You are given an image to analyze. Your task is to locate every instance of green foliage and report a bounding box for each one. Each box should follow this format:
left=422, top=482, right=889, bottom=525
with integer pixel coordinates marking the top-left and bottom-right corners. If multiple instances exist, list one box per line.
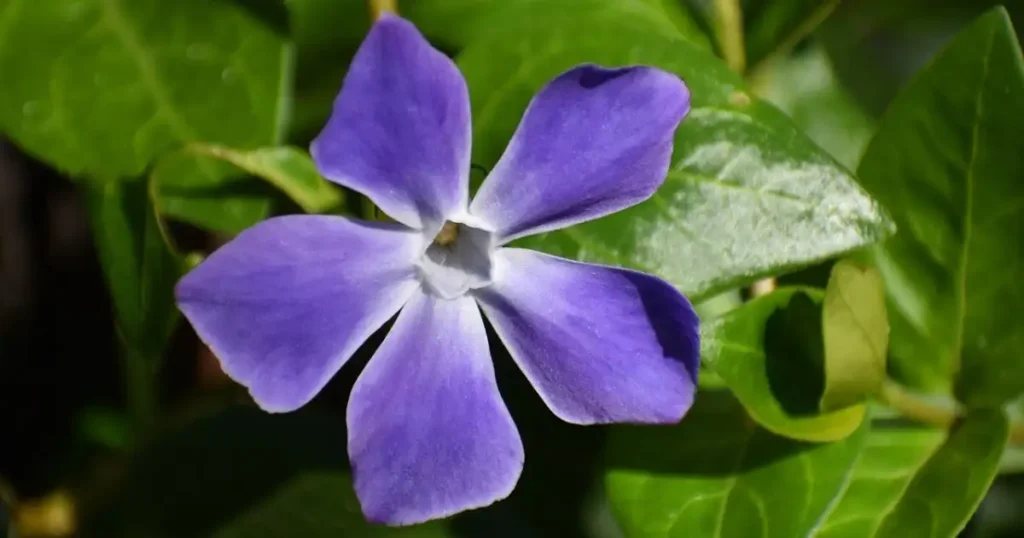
left=403, top=0, right=711, bottom=51
left=457, top=8, right=892, bottom=301
left=821, top=261, right=888, bottom=411
left=0, top=0, right=292, bottom=182
left=755, top=44, right=876, bottom=169
left=858, top=8, right=1024, bottom=406
left=84, top=178, right=183, bottom=428
left=606, top=391, right=870, bottom=537
left=84, top=407, right=453, bottom=537
left=1, top=0, right=1023, bottom=536
left=701, top=287, right=867, bottom=441
left=742, top=0, right=839, bottom=69
left=606, top=397, right=1008, bottom=538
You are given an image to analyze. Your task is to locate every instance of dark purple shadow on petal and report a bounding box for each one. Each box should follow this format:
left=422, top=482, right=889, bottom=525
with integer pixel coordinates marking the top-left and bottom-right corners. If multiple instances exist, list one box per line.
left=577, top=66, right=631, bottom=88
left=620, top=271, right=701, bottom=387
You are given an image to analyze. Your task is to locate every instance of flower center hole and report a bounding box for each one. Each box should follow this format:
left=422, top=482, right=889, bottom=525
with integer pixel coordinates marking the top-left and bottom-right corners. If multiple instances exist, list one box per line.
left=418, top=221, right=494, bottom=299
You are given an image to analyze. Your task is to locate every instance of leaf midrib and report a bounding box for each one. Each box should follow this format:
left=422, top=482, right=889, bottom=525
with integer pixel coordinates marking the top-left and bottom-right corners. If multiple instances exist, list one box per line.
left=100, top=0, right=197, bottom=142
left=952, top=23, right=996, bottom=368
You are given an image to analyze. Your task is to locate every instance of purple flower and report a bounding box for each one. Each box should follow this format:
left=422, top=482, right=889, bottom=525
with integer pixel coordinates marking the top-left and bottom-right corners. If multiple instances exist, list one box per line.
left=176, top=14, right=698, bottom=526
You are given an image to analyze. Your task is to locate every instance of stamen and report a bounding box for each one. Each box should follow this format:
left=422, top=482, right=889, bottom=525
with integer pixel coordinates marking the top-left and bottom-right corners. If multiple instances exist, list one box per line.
left=434, top=221, right=459, bottom=246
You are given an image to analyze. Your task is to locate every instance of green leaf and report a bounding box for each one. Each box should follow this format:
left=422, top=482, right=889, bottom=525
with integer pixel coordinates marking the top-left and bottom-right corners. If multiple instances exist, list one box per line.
left=457, top=12, right=892, bottom=301
left=820, top=261, right=888, bottom=411
left=743, top=0, right=840, bottom=70
left=604, top=390, right=870, bottom=537
left=184, top=145, right=344, bottom=214
left=814, top=408, right=1008, bottom=537
left=856, top=8, right=1024, bottom=405
left=701, top=288, right=866, bottom=441
left=0, top=0, right=292, bottom=181
left=84, top=407, right=453, bottom=538
left=403, top=0, right=711, bottom=52
left=285, top=0, right=369, bottom=140
left=754, top=45, right=876, bottom=170
left=153, top=152, right=275, bottom=234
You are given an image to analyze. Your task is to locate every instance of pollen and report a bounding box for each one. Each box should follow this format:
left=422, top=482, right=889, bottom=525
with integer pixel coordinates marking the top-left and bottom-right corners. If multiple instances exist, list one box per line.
left=434, top=221, right=460, bottom=246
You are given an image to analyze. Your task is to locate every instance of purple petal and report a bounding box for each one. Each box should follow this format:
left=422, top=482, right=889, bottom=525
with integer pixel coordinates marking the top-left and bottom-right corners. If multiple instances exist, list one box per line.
left=469, top=65, right=690, bottom=243
left=476, top=249, right=698, bottom=424
left=175, top=216, right=422, bottom=412
left=348, top=289, right=523, bottom=525
left=311, top=14, right=471, bottom=230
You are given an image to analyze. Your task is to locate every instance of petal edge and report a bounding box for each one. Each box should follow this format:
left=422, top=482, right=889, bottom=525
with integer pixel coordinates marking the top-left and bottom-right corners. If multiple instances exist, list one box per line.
left=470, top=64, right=690, bottom=242
left=311, top=15, right=471, bottom=230
left=477, top=248, right=699, bottom=424
left=347, top=289, right=523, bottom=525
left=176, top=216, right=421, bottom=412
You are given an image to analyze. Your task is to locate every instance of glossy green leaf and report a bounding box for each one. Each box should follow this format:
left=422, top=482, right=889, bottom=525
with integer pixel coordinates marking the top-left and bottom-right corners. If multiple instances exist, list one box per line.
left=820, top=261, right=888, bottom=411
left=812, top=416, right=942, bottom=537
left=701, top=288, right=866, bottom=441
left=185, top=145, right=343, bottom=214
left=743, top=0, right=839, bottom=70
left=153, top=152, right=275, bottom=234
left=857, top=8, right=1024, bottom=405
left=403, top=0, right=710, bottom=51
left=0, top=0, right=292, bottom=181
left=755, top=45, right=876, bottom=170
left=815, top=409, right=1008, bottom=537
left=84, top=407, right=453, bottom=538
left=605, top=390, right=869, bottom=537
left=457, top=13, right=892, bottom=301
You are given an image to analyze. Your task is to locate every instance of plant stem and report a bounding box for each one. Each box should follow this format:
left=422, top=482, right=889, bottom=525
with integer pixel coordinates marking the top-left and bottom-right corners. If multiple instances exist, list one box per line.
left=714, top=0, right=746, bottom=74
left=877, top=379, right=1024, bottom=445
left=122, top=345, right=157, bottom=437
left=369, top=0, right=397, bottom=20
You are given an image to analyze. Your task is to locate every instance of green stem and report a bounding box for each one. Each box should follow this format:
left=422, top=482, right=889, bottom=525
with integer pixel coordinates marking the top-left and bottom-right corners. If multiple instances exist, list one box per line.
left=122, top=344, right=157, bottom=438
left=714, top=0, right=746, bottom=74
left=877, top=379, right=1024, bottom=445
left=368, top=0, right=397, bottom=20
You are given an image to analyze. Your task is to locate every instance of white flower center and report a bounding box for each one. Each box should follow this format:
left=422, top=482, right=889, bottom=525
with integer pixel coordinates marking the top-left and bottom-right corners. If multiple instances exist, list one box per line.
left=417, top=220, right=495, bottom=299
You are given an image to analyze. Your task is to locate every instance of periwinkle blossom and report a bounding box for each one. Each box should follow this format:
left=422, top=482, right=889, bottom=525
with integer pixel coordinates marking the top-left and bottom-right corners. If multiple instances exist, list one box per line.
left=175, top=14, right=699, bottom=525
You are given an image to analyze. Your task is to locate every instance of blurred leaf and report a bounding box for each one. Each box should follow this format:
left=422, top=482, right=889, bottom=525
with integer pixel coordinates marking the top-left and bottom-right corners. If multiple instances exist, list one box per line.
left=76, top=406, right=132, bottom=451
left=457, top=11, right=892, bottom=301
left=815, top=409, right=1008, bottom=537
left=743, top=0, right=839, bottom=70
left=84, top=179, right=184, bottom=427
left=153, top=152, right=275, bottom=234
left=0, top=0, right=293, bottom=181
left=820, top=261, right=888, bottom=411
left=184, top=145, right=344, bottom=214
left=812, top=418, right=945, bottom=537
left=604, top=390, right=870, bottom=537
left=755, top=44, right=876, bottom=169
left=284, top=0, right=369, bottom=141
left=817, top=0, right=1024, bottom=116
left=701, top=287, right=866, bottom=442
left=857, top=8, right=1024, bottom=406
left=84, top=407, right=452, bottom=538
left=84, top=179, right=183, bottom=362
left=155, top=144, right=343, bottom=233
left=403, top=0, right=711, bottom=51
